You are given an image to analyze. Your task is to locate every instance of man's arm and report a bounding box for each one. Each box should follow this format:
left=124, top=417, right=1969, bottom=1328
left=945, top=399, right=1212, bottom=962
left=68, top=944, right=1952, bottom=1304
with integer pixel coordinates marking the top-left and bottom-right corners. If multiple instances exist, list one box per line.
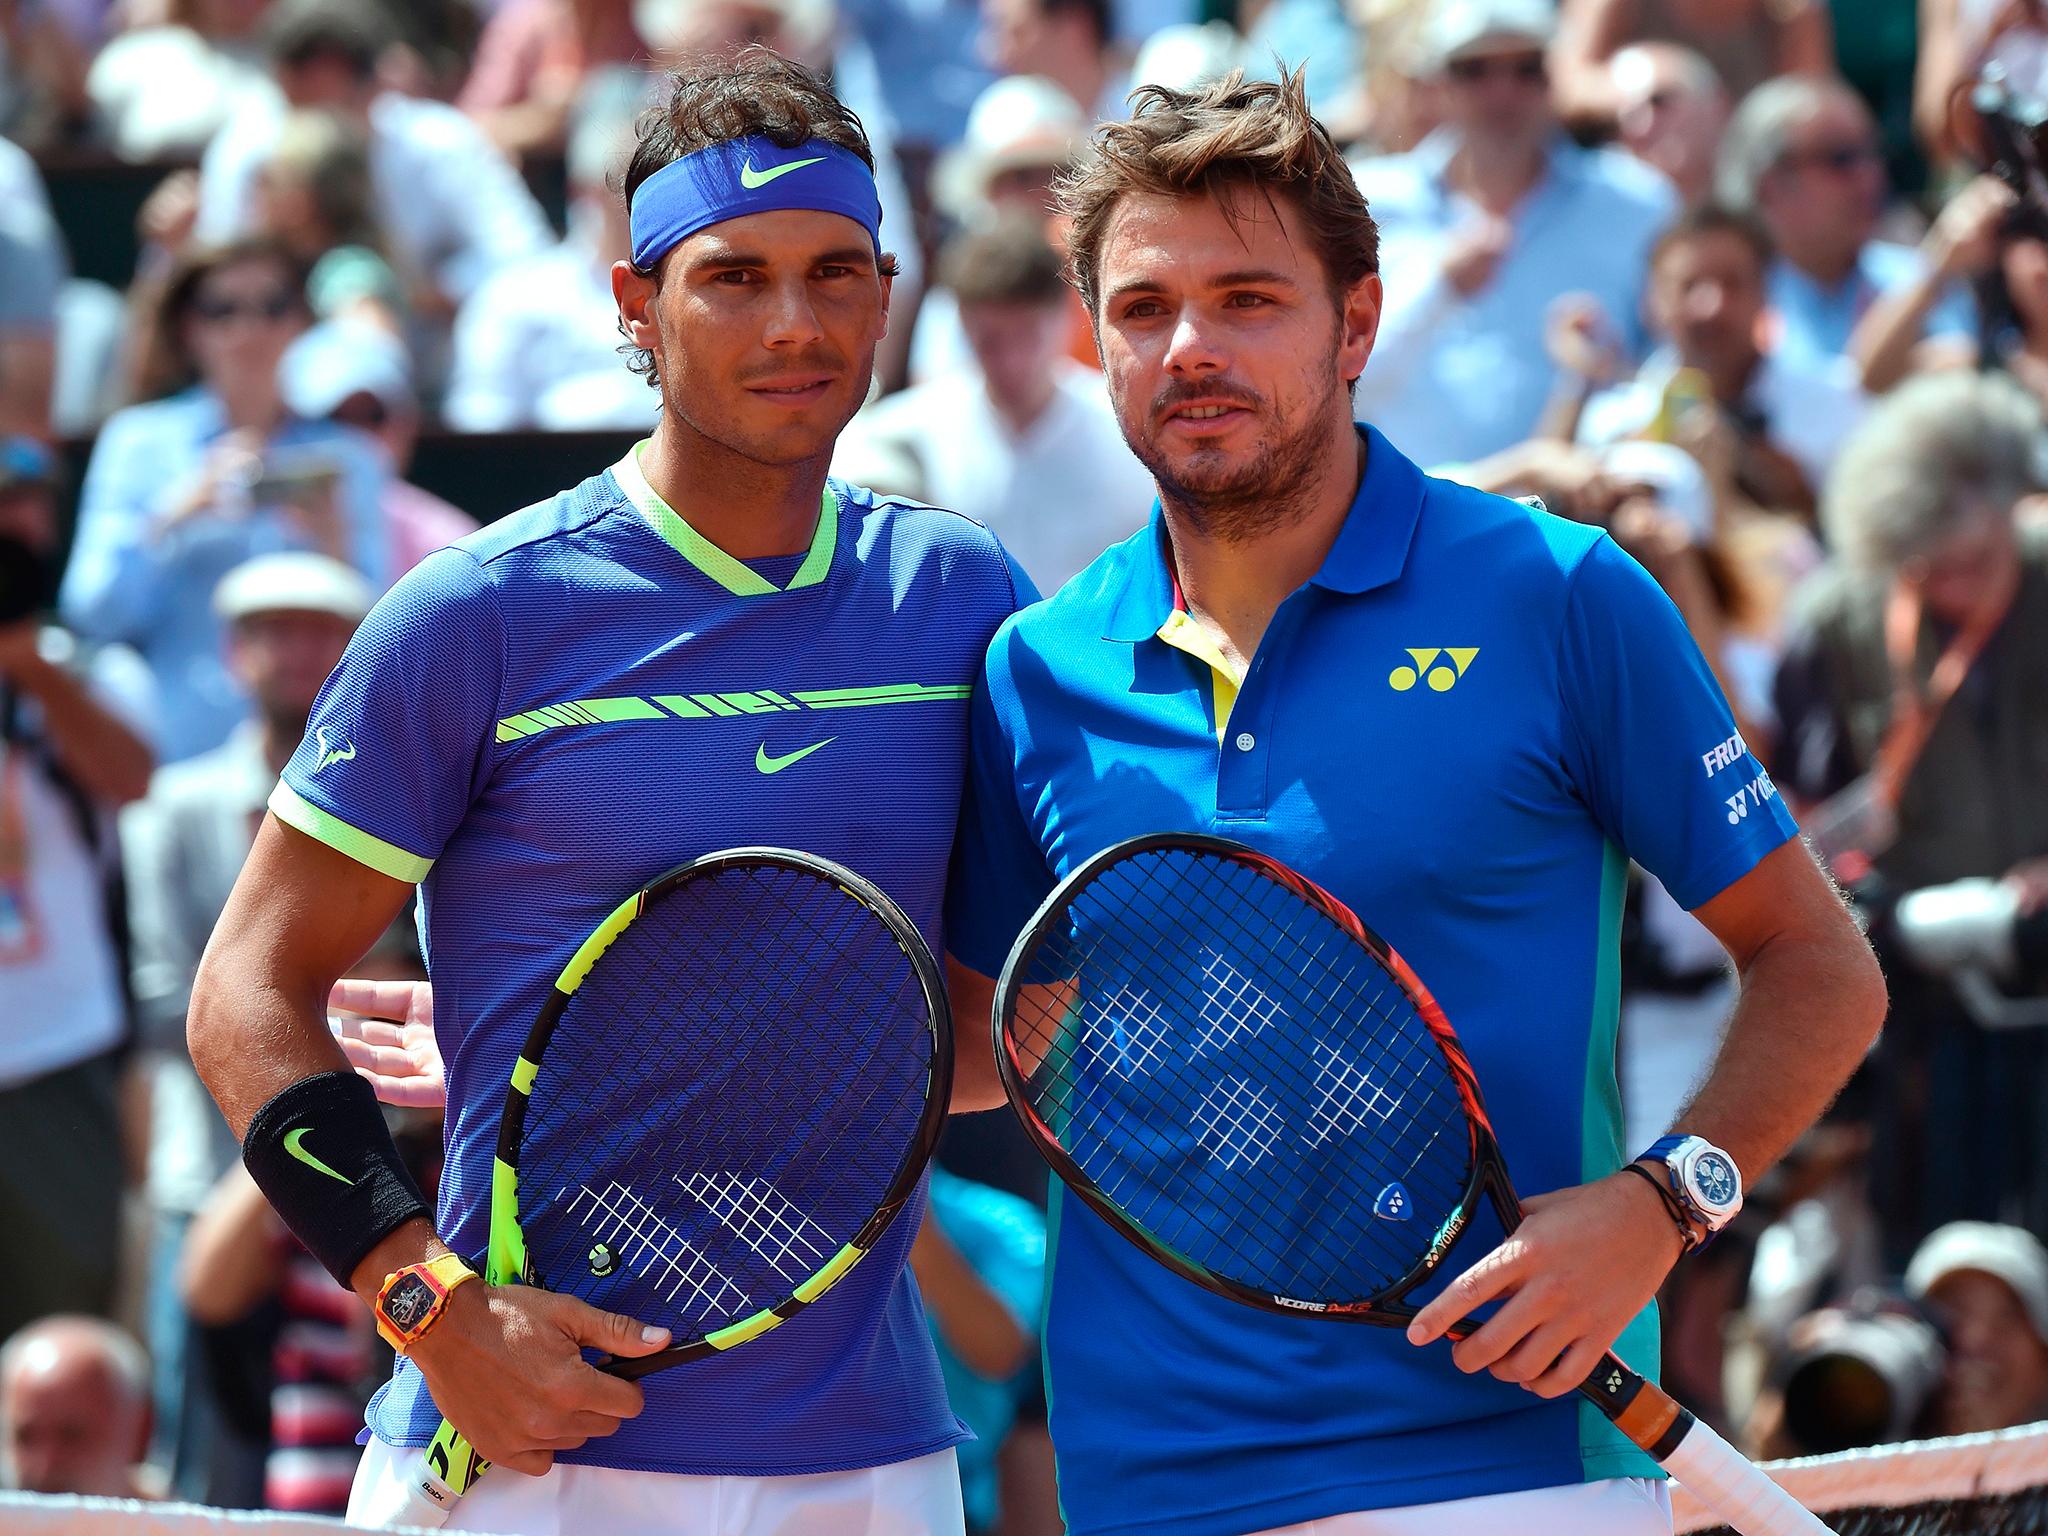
left=1408, top=840, right=1884, bottom=1396
left=190, top=819, right=668, bottom=1474
left=0, top=624, right=154, bottom=804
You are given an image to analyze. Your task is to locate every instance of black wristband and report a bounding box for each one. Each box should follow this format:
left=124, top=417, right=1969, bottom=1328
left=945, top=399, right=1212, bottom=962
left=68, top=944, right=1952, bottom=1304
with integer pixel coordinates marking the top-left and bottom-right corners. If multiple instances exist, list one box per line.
left=242, top=1070, right=429, bottom=1288
left=1620, top=1160, right=1700, bottom=1254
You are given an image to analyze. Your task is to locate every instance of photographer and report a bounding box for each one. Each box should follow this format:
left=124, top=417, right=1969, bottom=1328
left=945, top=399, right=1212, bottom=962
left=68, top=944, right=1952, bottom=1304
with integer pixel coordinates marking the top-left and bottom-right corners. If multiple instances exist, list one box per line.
left=60, top=238, right=387, bottom=764
left=1774, top=370, right=2048, bottom=1253
left=0, top=437, right=157, bottom=1344
left=1906, top=1222, right=2048, bottom=1436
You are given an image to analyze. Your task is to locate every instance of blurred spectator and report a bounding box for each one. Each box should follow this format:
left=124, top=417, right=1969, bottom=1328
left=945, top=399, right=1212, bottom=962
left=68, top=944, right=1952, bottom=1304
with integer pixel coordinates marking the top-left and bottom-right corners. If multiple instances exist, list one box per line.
left=1550, top=0, right=1831, bottom=129
left=1609, top=43, right=1729, bottom=206
left=458, top=0, right=647, bottom=159
left=1776, top=370, right=2048, bottom=1250
left=1572, top=205, right=1865, bottom=517
left=252, top=109, right=407, bottom=335
left=1916, top=0, right=2048, bottom=165
left=1351, top=0, right=1676, bottom=469
left=0, top=1316, right=155, bottom=1498
left=122, top=550, right=369, bottom=1501
left=913, top=1168, right=1047, bottom=1536
left=0, top=0, right=92, bottom=149
left=1973, top=226, right=2048, bottom=409
left=283, top=323, right=479, bottom=572
left=193, top=0, right=552, bottom=329
left=0, top=437, right=155, bottom=1347
left=838, top=0, right=994, bottom=155
left=1849, top=175, right=2015, bottom=393
left=178, top=1161, right=381, bottom=1514
left=0, top=134, right=61, bottom=440
left=445, top=72, right=658, bottom=434
left=61, top=238, right=388, bottom=764
left=1715, top=75, right=1980, bottom=378
left=836, top=217, right=1151, bottom=594
left=980, top=0, right=1127, bottom=121
left=914, top=73, right=1092, bottom=384
left=85, top=0, right=271, bottom=162
left=1906, top=1221, right=2048, bottom=1434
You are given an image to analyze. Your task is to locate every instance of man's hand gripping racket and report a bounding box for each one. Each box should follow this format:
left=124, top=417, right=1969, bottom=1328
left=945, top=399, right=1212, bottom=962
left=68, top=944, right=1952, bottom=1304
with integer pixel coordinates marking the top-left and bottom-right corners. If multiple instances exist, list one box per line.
left=366, top=848, right=951, bottom=1527
left=992, top=833, right=1834, bottom=1536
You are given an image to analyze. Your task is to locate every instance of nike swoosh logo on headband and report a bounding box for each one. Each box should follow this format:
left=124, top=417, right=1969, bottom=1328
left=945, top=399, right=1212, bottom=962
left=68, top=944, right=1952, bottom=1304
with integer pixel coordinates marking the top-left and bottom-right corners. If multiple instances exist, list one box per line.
left=740, top=156, right=826, bottom=189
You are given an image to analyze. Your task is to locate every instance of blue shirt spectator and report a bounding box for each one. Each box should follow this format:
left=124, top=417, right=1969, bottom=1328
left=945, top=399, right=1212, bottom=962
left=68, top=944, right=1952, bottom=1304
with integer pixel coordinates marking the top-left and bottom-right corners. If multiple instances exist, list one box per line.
left=61, top=239, right=387, bottom=764
left=1348, top=2, right=1675, bottom=468
left=1767, top=239, right=1975, bottom=371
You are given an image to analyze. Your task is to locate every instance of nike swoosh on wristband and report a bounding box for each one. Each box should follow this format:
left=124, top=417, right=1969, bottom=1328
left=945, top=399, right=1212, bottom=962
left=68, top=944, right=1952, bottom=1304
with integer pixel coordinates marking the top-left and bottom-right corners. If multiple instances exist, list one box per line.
left=756, top=738, right=835, bottom=774
left=284, top=1126, right=354, bottom=1186
left=739, top=156, right=826, bottom=189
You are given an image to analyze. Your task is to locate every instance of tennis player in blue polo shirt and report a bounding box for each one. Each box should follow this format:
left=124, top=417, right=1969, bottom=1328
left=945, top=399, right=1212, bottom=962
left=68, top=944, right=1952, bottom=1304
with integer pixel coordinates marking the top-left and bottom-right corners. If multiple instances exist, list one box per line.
left=945, top=71, right=1886, bottom=1536
left=188, top=54, right=1028, bottom=1536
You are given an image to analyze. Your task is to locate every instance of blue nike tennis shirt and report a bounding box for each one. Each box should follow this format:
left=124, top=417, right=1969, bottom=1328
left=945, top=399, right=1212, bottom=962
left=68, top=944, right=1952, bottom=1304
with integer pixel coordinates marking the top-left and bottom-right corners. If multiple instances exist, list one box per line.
left=947, top=425, right=1798, bottom=1536
left=274, top=442, right=1031, bottom=1475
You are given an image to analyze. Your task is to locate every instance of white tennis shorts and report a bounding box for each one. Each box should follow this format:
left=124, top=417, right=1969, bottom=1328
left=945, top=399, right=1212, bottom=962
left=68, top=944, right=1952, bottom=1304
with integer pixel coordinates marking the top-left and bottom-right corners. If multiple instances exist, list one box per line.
left=1251, top=1476, right=1673, bottom=1536
left=346, top=1435, right=966, bottom=1536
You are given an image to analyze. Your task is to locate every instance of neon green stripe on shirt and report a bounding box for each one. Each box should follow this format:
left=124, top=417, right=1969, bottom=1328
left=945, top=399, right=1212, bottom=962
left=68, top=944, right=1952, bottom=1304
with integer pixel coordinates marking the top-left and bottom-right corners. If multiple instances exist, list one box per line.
left=269, top=780, right=433, bottom=884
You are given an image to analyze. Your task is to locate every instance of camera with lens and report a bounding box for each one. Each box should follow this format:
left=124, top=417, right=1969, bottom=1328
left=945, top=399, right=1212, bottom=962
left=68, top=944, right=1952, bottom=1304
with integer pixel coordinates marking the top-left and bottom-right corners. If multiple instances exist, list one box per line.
left=1860, top=876, right=2048, bottom=1029
left=1775, top=1290, right=1947, bottom=1455
left=1972, top=63, right=2048, bottom=241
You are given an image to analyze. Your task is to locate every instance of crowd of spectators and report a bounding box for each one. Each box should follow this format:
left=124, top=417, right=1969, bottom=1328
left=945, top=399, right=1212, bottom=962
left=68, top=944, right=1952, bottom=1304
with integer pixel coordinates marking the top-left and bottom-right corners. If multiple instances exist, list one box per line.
left=3, top=0, right=2048, bottom=1526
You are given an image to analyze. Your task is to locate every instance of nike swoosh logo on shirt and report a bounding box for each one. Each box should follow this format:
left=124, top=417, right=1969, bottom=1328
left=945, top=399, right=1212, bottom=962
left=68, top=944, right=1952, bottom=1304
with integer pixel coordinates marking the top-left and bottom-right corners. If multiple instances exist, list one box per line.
left=284, top=1127, right=354, bottom=1186
left=756, top=738, right=835, bottom=774
left=739, top=156, right=826, bottom=189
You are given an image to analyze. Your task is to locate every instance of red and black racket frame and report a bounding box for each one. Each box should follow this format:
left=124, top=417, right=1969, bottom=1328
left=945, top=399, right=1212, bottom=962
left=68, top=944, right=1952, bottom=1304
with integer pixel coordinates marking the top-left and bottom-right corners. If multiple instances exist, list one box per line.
left=992, top=831, right=1696, bottom=1461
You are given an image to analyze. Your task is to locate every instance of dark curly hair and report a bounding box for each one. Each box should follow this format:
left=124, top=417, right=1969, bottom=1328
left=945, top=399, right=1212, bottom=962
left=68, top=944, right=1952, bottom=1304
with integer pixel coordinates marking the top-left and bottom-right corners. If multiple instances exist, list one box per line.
left=616, top=48, right=902, bottom=392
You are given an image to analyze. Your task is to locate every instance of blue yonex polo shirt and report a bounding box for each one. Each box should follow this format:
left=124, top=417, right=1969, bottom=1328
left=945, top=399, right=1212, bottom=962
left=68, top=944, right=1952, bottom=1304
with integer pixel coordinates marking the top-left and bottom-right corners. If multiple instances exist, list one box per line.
left=273, top=443, right=1031, bottom=1475
left=947, top=425, right=1798, bottom=1536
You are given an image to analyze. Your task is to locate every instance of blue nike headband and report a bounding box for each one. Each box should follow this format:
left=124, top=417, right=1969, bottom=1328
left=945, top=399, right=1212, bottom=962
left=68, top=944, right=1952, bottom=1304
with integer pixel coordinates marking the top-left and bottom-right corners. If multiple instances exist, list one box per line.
left=629, top=136, right=883, bottom=270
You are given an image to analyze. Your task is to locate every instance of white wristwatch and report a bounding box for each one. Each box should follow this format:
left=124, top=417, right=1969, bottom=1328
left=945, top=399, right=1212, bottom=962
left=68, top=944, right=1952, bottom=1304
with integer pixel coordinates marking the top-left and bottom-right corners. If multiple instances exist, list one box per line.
left=1639, top=1133, right=1744, bottom=1237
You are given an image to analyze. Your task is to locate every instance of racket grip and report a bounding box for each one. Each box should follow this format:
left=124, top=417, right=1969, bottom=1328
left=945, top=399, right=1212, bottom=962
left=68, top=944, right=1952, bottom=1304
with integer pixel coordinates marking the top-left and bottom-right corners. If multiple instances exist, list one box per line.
left=1660, top=1412, right=1836, bottom=1536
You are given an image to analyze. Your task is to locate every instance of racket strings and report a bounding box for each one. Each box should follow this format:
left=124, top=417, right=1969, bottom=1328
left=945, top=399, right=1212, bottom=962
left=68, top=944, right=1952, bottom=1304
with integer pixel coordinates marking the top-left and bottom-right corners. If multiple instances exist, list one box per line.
left=516, top=863, right=936, bottom=1338
left=1007, top=848, right=1474, bottom=1302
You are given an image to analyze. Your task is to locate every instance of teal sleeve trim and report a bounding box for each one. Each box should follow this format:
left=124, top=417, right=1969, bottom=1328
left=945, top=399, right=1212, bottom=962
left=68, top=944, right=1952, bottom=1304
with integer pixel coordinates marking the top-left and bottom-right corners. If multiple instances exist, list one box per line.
left=269, top=780, right=434, bottom=884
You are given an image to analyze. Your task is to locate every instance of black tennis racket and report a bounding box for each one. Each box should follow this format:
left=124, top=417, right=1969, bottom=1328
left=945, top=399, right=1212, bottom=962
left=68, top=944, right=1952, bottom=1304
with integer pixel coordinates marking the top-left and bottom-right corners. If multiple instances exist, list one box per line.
left=404, top=847, right=951, bottom=1522
left=994, top=833, right=1832, bottom=1536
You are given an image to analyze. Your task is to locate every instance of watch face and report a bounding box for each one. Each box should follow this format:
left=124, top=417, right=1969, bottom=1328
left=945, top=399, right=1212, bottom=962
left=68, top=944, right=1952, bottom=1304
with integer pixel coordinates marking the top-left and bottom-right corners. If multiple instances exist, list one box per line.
left=1691, top=1150, right=1740, bottom=1211
left=383, top=1274, right=437, bottom=1333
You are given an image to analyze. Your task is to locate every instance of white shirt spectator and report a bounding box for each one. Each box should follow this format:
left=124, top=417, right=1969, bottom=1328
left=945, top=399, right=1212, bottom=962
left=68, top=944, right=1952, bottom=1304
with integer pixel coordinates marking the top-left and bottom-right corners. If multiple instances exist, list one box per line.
left=1350, top=131, right=1677, bottom=468
left=195, top=87, right=552, bottom=303
left=1577, top=346, right=1867, bottom=501
left=0, top=630, right=155, bottom=1088
left=444, top=228, right=658, bottom=433
left=836, top=360, right=1153, bottom=595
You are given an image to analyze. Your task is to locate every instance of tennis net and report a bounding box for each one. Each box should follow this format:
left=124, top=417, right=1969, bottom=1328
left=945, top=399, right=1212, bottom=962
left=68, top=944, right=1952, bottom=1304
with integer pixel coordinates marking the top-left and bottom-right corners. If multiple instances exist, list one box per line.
left=1673, top=1421, right=2048, bottom=1535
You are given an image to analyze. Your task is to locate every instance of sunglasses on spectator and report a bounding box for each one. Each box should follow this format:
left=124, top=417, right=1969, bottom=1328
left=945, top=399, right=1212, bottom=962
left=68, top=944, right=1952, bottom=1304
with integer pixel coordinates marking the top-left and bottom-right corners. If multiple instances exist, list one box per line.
left=1781, top=142, right=1879, bottom=176
left=1445, top=53, right=1547, bottom=85
left=332, top=395, right=391, bottom=431
left=193, top=291, right=299, bottom=324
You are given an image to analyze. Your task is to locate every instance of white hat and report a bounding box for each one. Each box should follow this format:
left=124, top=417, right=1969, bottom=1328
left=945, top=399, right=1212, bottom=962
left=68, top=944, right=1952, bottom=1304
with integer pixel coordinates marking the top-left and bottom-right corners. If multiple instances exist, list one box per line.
left=1130, top=22, right=1243, bottom=93
left=1906, top=1222, right=2048, bottom=1344
left=934, top=76, right=1088, bottom=223
left=1417, top=0, right=1557, bottom=72
left=281, top=320, right=414, bottom=422
left=214, top=552, right=375, bottom=624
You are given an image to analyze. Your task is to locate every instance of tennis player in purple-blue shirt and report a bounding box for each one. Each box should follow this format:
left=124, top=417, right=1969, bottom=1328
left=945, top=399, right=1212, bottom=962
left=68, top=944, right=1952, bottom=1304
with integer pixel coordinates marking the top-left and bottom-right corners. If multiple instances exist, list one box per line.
left=187, top=54, right=1029, bottom=1536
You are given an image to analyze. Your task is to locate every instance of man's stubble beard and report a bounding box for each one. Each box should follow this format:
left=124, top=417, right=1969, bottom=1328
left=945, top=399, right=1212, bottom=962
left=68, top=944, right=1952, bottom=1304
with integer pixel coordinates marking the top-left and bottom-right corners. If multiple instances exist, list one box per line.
left=1122, top=350, right=1348, bottom=546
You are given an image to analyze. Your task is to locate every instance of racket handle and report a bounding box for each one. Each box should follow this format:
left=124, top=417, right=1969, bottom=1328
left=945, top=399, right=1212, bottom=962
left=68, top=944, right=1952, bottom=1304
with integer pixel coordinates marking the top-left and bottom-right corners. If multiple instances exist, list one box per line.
left=1659, top=1412, right=1836, bottom=1536
left=396, top=1416, right=487, bottom=1528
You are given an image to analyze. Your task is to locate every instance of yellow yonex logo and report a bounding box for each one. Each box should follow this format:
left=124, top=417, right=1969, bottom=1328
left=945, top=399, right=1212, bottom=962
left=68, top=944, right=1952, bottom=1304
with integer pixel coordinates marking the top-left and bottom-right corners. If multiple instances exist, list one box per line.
left=1388, top=648, right=1479, bottom=693
left=740, top=156, right=825, bottom=189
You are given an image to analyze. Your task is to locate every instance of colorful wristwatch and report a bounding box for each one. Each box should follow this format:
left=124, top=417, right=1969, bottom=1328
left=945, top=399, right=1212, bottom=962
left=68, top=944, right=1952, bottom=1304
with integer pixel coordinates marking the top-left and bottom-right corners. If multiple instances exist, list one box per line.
left=374, top=1252, right=478, bottom=1353
left=1638, top=1134, right=1744, bottom=1244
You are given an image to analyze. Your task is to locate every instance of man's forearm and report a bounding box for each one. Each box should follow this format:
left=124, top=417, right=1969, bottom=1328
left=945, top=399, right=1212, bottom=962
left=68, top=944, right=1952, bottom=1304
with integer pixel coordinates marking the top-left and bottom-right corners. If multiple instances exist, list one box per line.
left=10, top=652, right=154, bottom=803
left=1669, top=916, right=1884, bottom=1178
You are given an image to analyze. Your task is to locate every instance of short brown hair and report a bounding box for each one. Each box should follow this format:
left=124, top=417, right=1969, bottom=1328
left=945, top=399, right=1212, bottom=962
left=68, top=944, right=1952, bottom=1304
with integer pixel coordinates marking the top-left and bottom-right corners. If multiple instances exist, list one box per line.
left=1651, top=203, right=1773, bottom=273
left=1057, top=67, right=1378, bottom=315
left=939, top=216, right=1068, bottom=307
